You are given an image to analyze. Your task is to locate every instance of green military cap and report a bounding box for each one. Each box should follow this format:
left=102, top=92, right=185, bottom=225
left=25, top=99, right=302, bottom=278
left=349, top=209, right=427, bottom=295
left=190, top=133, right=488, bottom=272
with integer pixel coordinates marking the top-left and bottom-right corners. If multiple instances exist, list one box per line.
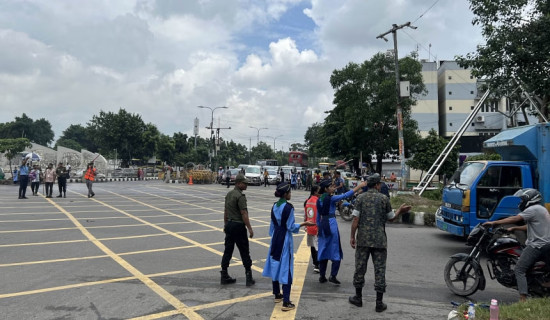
left=367, top=173, right=381, bottom=184
left=235, top=174, right=249, bottom=184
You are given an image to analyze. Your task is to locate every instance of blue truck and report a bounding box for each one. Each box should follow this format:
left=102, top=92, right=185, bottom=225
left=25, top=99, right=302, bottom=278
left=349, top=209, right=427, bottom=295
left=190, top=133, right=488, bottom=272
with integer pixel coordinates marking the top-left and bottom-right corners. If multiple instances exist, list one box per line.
left=436, top=123, right=550, bottom=237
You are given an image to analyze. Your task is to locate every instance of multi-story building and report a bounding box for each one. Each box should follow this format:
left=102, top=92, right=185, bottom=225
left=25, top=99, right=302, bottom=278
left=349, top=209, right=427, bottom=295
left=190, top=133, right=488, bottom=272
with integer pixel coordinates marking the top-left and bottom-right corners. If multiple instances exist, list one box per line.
left=435, top=60, right=538, bottom=153
left=411, top=61, right=439, bottom=137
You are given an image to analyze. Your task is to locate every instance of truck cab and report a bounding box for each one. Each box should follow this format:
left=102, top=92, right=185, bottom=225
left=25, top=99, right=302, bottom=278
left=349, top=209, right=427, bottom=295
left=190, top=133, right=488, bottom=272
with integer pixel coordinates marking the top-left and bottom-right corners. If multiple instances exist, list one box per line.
left=436, top=123, right=550, bottom=237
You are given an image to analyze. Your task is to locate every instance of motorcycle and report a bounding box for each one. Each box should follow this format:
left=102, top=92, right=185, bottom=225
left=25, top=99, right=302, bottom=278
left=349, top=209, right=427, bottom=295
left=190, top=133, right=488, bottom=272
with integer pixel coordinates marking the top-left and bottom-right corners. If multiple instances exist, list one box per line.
left=339, top=194, right=357, bottom=221
left=444, top=223, right=550, bottom=297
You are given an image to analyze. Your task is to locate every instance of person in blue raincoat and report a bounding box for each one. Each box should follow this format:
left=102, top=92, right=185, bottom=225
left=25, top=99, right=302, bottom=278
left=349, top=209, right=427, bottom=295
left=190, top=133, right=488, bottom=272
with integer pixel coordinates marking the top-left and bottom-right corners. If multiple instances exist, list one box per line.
left=316, top=178, right=366, bottom=285
left=263, top=182, right=315, bottom=312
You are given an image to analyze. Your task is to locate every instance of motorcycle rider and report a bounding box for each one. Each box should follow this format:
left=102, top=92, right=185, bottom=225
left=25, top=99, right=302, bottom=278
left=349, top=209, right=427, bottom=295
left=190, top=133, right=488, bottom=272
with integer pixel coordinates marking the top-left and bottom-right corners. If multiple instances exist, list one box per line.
left=483, top=188, right=550, bottom=302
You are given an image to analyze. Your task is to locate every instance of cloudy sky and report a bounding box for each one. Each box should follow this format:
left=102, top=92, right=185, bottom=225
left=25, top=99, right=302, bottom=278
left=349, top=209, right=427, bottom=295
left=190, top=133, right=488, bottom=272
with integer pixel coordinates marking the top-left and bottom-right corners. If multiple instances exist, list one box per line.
left=0, top=0, right=483, bottom=151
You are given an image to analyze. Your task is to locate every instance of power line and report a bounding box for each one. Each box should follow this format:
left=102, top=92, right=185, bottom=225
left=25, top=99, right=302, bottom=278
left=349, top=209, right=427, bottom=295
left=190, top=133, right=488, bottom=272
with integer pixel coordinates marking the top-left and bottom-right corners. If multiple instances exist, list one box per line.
left=412, top=0, right=443, bottom=24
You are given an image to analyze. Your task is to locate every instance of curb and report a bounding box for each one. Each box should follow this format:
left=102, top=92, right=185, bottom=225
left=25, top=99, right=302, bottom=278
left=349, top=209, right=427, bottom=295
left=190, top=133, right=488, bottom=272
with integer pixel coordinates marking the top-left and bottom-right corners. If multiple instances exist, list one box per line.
left=67, top=177, right=160, bottom=183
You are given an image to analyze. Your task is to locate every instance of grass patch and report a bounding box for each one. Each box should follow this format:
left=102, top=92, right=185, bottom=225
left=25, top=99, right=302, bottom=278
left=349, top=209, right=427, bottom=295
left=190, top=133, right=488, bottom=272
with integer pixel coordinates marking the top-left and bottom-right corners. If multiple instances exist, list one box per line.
left=456, top=297, right=550, bottom=320
left=390, top=193, right=441, bottom=216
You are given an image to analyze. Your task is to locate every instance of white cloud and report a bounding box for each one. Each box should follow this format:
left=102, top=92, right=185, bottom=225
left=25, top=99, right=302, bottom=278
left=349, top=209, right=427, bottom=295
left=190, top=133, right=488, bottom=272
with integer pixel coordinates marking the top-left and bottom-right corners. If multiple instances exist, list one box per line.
left=0, top=0, right=483, bottom=151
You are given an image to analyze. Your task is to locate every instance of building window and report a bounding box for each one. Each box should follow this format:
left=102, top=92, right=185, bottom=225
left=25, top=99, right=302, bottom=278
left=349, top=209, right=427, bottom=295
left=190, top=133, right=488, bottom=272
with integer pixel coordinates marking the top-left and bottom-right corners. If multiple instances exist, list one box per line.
left=449, top=91, right=452, bottom=95
left=448, top=76, right=452, bottom=80
left=450, top=123, right=453, bottom=126
left=470, top=75, right=474, bottom=79
left=470, top=91, right=474, bottom=94
left=472, top=123, right=475, bottom=126
left=449, top=106, right=453, bottom=110
left=471, top=106, right=474, bottom=110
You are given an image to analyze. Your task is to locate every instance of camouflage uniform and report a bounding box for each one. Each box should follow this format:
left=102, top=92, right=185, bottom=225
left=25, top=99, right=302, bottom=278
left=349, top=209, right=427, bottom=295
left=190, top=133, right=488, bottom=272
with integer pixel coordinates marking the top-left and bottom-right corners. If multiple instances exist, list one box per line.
left=352, top=188, right=392, bottom=293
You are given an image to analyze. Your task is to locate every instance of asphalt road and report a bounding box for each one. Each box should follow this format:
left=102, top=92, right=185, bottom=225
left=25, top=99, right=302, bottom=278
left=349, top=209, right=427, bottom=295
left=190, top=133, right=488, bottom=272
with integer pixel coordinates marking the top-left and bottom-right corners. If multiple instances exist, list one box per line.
left=0, top=180, right=518, bottom=319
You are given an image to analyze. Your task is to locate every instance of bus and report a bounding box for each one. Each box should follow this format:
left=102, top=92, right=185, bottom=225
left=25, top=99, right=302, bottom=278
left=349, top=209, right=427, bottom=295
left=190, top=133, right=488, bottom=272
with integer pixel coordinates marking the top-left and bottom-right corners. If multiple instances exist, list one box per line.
left=318, top=162, right=336, bottom=172
left=256, top=159, right=278, bottom=167
left=288, top=151, right=308, bottom=167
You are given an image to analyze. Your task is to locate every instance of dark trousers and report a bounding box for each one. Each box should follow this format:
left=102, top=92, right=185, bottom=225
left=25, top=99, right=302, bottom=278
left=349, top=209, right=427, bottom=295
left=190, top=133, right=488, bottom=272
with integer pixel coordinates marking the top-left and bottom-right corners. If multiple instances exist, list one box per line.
left=311, top=246, right=319, bottom=267
left=226, top=177, right=230, bottom=188
left=45, top=182, right=53, bottom=196
left=18, top=175, right=28, bottom=198
left=221, top=221, right=252, bottom=270
left=319, top=259, right=341, bottom=278
left=272, top=269, right=292, bottom=303
left=264, top=177, right=268, bottom=187
left=58, top=177, right=67, bottom=195
left=31, top=182, right=40, bottom=194
left=515, top=244, right=550, bottom=295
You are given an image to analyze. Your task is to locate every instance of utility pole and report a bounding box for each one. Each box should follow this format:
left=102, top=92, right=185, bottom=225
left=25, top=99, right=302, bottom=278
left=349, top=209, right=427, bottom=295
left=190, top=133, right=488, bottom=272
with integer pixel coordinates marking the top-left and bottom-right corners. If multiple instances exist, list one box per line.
left=197, top=106, right=228, bottom=168
left=376, top=21, right=417, bottom=190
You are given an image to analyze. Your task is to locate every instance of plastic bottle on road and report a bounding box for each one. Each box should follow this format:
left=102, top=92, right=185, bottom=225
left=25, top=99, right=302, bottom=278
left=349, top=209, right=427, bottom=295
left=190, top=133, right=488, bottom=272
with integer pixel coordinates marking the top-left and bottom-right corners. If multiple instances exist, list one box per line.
left=490, top=299, right=499, bottom=320
left=467, top=302, right=476, bottom=319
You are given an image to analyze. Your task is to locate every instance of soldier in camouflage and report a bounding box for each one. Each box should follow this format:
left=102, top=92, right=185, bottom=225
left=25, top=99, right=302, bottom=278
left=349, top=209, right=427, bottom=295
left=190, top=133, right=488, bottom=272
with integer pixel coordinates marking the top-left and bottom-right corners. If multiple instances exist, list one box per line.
left=348, top=173, right=411, bottom=312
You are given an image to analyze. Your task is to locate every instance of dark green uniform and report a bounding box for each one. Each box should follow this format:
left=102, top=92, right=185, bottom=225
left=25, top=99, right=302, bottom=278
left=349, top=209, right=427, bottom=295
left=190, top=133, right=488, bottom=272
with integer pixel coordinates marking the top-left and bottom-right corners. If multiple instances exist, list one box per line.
left=221, top=187, right=252, bottom=269
left=352, top=189, right=392, bottom=293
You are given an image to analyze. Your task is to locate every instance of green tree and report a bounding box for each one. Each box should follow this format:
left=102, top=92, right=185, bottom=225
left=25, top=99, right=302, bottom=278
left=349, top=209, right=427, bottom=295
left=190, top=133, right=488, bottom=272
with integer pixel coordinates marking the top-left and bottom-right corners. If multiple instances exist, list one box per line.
left=0, top=138, right=32, bottom=176
left=304, top=123, right=327, bottom=160
left=458, top=0, right=550, bottom=120
left=157, top=134, right=175, bottom=164
left=87, top=109, right=146, bottom=166
left=56, top=124, right=95, bottom=151
left=318, top=52, right=425, bottom=173
left=406, top=129, right=460, bottom=179
left=56, top=139, right=83, bottom=151
left=173, top=132, right=190, bottom=154
left=141, top=123, right=161, bottom=161
left=250, top=142, right=275, bottom=164
left=0, top=114, right=54, bottom=146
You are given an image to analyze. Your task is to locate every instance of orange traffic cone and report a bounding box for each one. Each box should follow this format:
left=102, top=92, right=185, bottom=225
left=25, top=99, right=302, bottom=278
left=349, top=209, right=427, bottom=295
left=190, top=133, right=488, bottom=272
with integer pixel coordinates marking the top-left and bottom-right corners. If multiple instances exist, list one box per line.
left=188, top=175, right=193, bottom=185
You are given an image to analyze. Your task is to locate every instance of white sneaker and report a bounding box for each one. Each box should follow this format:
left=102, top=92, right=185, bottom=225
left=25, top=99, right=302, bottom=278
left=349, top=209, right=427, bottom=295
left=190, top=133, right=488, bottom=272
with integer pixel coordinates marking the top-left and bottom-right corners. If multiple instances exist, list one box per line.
left=313, top=267, right=320, bottom=273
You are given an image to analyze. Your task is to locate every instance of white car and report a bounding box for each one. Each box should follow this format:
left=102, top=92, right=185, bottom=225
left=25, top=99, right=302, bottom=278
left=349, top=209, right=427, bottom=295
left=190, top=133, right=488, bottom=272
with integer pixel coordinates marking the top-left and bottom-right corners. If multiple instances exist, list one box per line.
left=244, top=165, right=262, bottom=185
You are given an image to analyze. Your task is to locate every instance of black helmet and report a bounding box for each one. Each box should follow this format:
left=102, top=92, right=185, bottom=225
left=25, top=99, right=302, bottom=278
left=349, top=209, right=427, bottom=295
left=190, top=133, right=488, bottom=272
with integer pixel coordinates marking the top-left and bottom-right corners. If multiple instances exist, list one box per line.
left=514, top=188, right=542, bottom=211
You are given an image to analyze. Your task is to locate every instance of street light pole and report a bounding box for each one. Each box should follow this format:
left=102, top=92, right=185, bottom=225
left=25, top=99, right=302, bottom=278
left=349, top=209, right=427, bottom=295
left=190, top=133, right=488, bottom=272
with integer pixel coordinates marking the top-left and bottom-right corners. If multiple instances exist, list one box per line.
left=266, top=135, right=283, bottom=152
left=249, top=126, right=268, bottom=146
left=198, top=105, right=228, bottom=167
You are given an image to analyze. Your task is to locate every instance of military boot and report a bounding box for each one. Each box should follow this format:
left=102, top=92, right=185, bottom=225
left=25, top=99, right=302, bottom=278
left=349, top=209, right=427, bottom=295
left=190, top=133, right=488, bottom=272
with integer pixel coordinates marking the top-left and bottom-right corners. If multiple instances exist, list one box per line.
left=349, top=288, right=363, bottom=307
left=220, top=270, right=236, bottom=285
left=245, top=270, right=255, bottom=286
left=375, top=292, right=387, bottom=312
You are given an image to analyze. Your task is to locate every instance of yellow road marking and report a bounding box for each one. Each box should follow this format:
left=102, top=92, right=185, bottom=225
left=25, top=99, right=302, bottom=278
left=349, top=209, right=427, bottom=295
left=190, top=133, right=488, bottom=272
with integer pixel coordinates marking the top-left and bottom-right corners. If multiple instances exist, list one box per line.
left=130, top=188, right=272, bottom=250
left=0, top=262, right=240, bottom=299
left=270, top=233, right=310, bottom=319
left=42, top=197, right=204, bottom=319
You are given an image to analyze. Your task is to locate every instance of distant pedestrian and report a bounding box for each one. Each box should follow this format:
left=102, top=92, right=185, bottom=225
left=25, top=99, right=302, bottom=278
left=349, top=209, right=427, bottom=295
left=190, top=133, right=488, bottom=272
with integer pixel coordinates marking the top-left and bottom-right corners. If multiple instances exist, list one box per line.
left=30, top=164, right=42, bottom=196
left=44, top=163, right=56, bottom=198
left=279, top=170, right=285, bottom=183
left=263, top=182, right=314, bottom=311
left=220, top=174, right=255, bottom=286
left=84, top=162, right=97, bottom=198
left=348, top=173, right=410, bottom=311
left=56, top=162, right=68, bottom=198
left=263, top=169, right=269, bottom=187
left=225, top=166, right=231, bottom=188
left=18, top=158, right=29, bottom=199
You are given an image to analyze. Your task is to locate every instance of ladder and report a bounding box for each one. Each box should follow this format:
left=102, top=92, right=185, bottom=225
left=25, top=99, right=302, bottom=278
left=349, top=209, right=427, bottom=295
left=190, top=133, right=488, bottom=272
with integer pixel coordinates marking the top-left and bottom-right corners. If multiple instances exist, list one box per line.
left=415, top=89, right=491, bottom=195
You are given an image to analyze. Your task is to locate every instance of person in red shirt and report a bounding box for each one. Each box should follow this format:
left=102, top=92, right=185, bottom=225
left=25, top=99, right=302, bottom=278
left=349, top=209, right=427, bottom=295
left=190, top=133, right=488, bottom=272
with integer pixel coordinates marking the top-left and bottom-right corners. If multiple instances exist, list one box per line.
left=304, top=186, right=320, bottom=273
